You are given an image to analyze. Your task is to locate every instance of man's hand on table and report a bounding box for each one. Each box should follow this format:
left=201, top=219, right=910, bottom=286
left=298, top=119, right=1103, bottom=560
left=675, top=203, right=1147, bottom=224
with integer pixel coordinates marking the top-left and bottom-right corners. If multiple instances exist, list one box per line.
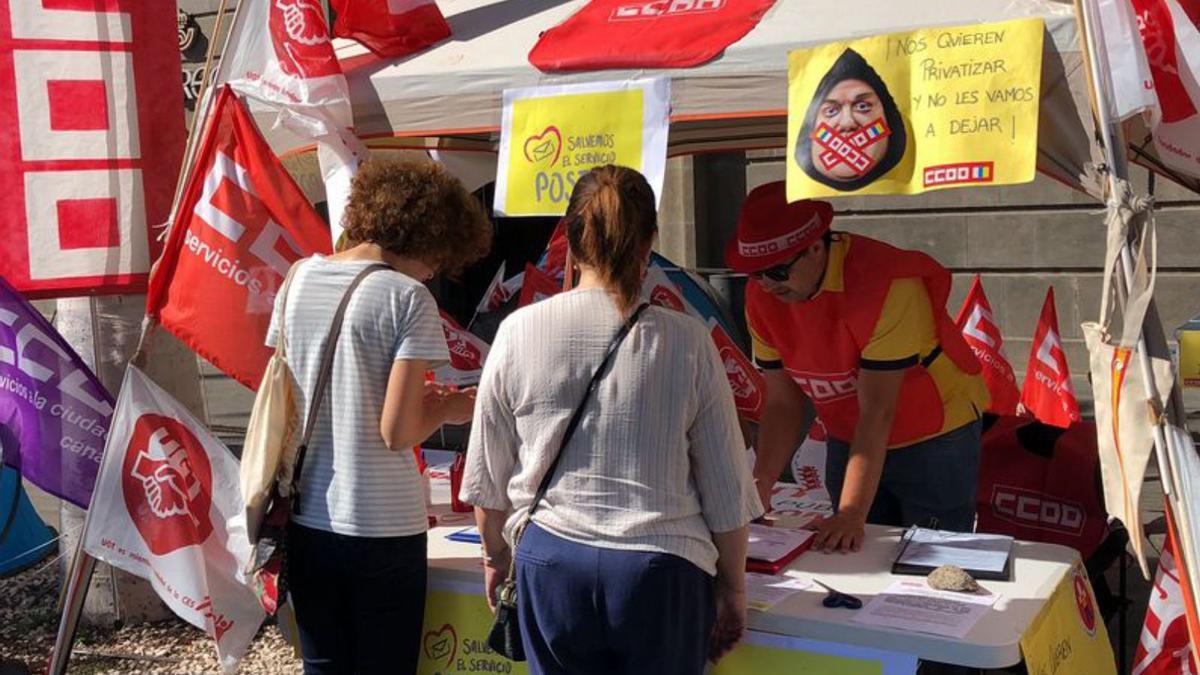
left=811, top=509, right=866, bottom=553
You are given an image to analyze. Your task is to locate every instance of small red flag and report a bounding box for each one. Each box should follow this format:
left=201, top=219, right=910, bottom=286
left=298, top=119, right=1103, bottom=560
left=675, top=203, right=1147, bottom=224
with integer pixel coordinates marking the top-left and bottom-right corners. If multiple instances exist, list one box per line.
left=146, top=86, right=333, bottom=390
left=518, top=263, right=562, bottom=307
left=1133, top=536, right=1199, bottom=674
left=331, top=0, right=451, bottom=59
left=529, top=0, right=778, bottom=72
left=954, top=275, right=1020, bottom=415
left=1021, top=287, right=1081, bottom=428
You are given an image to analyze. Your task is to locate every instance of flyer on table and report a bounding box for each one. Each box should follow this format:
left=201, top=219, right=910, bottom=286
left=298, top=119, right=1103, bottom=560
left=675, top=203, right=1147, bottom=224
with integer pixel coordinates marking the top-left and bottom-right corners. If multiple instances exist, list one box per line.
left=494, top=78, right=670, bottom=216
left=786, top=18, right=1043, bottom=200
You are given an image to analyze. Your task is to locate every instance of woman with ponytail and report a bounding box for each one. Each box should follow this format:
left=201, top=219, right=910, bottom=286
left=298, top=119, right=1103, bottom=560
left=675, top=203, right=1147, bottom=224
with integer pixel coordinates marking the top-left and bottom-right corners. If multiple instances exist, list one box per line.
left=461, top=165, right=762, bottom=674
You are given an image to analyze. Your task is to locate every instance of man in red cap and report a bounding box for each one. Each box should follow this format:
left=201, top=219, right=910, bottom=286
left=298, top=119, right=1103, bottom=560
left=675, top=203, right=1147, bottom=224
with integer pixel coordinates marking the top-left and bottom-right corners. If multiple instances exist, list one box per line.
left=728, top=181, right=989, bottom=553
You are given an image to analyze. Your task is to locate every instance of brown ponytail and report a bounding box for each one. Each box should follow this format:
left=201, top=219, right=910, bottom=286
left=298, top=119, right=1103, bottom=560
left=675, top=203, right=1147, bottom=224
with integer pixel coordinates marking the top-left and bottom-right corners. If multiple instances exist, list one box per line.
left=564, top=165, right=658, bottom=312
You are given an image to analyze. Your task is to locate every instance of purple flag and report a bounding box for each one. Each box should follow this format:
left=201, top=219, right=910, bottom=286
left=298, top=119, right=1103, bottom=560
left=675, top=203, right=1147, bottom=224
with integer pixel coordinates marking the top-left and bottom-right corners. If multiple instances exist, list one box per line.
left=0, top=275, right=113, bottom=508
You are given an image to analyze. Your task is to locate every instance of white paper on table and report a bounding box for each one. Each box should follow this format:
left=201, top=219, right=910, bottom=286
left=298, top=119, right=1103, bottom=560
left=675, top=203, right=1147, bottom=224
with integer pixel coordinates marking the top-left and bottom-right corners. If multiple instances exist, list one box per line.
left=853, top=580, right=1000, bottom=639
left=748, top=524, right=815, bottom=563
left=745, top=571, right=812, bottom=612
left=897, top=528, right=1012, bottom=574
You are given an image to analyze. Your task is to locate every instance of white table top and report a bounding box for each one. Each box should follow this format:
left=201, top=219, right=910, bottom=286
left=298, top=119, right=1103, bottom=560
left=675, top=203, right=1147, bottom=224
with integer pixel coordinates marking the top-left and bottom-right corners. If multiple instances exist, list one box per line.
left=424, top=514, right=1078, bottom=669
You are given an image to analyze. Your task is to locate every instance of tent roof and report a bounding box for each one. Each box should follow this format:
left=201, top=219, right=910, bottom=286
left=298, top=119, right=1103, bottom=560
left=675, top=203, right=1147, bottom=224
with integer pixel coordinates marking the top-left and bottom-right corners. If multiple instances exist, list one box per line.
left=257, top=0, right=1111, bottom=197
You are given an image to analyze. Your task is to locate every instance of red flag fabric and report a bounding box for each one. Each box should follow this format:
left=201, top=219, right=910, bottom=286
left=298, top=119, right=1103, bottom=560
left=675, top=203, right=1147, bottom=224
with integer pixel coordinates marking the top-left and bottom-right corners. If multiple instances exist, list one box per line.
left=955, top=275, right=1020, bottom=415
left=529, top=0, right=778, bottom=72
left=0, top=1, right=184, bottom=297
left=1133, top=537, right=1199, bottom=674
left=1021, top=288, right=1081, bottom=428
left=709, top=319, right=766, bottom=421
left=476, top=262, right=511, bottom=314
left=434, top=311, right=490, bottom=386
left=518, top=263, right=562, bottom=307
left=331, top=0, right=451, bottom=59
left=146, top=86, right=332, bottom=390
left=538, top=219, right=569, bottom=280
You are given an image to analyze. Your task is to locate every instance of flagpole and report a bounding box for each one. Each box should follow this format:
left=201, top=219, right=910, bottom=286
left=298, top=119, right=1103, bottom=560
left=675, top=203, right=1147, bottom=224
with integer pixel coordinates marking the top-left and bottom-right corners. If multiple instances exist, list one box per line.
left=1076, top=0, right=1200, bottom=647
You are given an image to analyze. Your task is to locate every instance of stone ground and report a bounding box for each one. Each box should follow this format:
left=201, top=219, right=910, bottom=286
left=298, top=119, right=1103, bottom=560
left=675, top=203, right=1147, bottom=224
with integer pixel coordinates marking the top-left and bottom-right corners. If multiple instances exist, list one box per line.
left=2, top=479, right=1155, bottom=675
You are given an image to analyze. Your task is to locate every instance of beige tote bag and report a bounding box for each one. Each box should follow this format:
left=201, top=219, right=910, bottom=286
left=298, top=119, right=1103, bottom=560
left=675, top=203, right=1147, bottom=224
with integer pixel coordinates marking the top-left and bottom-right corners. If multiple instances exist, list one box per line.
left=240, top=263, right=302, bottom=544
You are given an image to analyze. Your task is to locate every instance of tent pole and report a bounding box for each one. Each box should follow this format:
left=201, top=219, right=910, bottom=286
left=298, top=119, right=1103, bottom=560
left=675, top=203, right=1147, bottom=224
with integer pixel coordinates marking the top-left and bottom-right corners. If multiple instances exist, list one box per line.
left=1077, top=0, right=1200, bottom=647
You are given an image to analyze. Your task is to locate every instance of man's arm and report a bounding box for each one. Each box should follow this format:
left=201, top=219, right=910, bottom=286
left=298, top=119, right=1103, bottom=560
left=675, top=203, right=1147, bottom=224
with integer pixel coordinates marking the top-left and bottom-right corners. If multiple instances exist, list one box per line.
left=752, top=370, right=814, bottom=511
left=813, top=367, right=905, bottom=552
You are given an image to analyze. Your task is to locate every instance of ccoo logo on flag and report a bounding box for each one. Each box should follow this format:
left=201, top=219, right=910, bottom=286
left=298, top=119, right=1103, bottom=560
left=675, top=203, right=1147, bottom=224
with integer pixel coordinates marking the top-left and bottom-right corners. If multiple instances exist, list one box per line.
left=121, top=414, right=214, bottom=555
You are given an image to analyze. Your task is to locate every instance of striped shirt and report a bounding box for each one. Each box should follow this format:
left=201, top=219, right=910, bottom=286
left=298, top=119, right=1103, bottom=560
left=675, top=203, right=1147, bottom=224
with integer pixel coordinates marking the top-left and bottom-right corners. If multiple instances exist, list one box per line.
left=460, top=288, right=763, bottom=576
left=266, top=255, right=449, bottom=537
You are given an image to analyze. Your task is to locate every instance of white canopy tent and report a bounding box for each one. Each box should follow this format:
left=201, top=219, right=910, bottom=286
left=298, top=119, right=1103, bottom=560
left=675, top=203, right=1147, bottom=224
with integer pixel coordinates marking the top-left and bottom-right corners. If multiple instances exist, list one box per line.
left=247, top=0, right=1151, bottom=199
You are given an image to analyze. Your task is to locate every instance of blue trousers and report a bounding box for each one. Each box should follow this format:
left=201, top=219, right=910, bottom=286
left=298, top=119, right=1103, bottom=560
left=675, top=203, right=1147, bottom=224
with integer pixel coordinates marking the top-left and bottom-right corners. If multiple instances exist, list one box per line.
left=515, top=523, right=716, bottom=675
left=825, top=420, right=982, bottom=532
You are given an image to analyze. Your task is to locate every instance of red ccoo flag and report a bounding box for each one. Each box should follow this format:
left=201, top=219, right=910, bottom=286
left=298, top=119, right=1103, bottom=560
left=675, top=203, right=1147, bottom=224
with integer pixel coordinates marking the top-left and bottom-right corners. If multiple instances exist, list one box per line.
left=1021, top=287, right=1081, bottom=428
left=331, top=0, right=451, bottom=59
left=146, top=86, right=333, bottom=390
left=954, top=275, right=1020, bottom=415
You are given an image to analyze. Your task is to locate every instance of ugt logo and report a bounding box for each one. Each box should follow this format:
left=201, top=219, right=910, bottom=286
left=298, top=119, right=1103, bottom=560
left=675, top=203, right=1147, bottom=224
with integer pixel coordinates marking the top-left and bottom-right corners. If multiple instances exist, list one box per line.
left=121, top=415, right=213, bottom=555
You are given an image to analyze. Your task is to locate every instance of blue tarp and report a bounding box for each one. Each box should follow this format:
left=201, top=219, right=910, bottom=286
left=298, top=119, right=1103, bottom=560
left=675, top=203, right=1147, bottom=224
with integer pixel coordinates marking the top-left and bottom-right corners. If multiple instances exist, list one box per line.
left=0, top=464, right=55, bottom=577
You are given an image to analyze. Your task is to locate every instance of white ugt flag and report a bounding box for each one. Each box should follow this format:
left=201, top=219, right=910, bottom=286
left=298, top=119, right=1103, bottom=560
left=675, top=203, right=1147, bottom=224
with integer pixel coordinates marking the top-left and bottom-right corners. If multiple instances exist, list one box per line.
left=217, top=0, right=365, bottom=243
left=82, top=366, right=264, bottom=671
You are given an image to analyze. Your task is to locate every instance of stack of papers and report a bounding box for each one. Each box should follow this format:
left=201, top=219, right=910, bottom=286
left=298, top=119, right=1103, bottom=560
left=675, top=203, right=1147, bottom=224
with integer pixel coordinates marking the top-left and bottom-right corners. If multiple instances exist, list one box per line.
left=745, top=572, right=812, bottom=612
left=854, top=580, right=1000, bottom=638
left=893, top=528, right=1013, bottom=580
left=747, top=524, right=816, bottom=574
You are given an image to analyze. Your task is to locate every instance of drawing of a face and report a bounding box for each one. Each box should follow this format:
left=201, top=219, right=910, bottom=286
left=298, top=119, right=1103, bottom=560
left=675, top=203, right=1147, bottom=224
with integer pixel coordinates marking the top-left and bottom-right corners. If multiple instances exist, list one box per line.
left=809, top=79, right=889, bottom=181
left=797, top=49, right=907, bottom=191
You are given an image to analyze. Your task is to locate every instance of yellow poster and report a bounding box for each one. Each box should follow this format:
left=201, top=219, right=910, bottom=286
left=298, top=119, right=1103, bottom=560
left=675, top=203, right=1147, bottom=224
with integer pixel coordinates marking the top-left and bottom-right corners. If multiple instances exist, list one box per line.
left=418, top=584, right=529, bottom=675
left=1177, top=315, right=1200, bottom=388
left=495, top=78, right=670, bottom=216
left=1020, top=562, right=1117, bottom=675
left=419, top=583, right=917, bottom=674
left=786, top=18, right=1043, bottom=200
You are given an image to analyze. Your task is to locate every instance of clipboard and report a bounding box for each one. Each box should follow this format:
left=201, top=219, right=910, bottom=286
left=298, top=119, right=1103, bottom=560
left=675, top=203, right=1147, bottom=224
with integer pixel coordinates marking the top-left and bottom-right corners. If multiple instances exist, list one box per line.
left=890, top=527, right=1014, bottom=581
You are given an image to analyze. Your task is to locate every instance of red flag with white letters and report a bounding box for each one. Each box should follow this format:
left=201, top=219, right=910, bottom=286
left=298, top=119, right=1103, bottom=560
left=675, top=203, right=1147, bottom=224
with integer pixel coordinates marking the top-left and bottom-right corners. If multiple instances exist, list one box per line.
left=331, top=0, right=451, bottom=59
left=1133, top=537, right=1199, bottom=674
left=1021, top=288, right=1081, bottom=428
left=709, top=319, right=765, bottom=421
left=954, top=275, right=1020, bottom=415
left=434, top=311, right=490, bottom=386
left=146, top=87, right=332, bottom=390
left=529, top=0, right=778, bottom=72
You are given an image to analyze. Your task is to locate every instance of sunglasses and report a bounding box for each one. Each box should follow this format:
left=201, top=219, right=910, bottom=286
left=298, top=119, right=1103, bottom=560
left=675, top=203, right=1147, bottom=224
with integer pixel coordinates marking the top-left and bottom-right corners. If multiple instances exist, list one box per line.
left=749, top=249, right=808, bottom=282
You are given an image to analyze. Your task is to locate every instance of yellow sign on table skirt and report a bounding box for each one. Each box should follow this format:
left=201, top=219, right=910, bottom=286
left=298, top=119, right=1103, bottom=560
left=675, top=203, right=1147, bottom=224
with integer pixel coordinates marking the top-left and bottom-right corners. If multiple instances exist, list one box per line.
left=786, top=18, right=1043, bottom=200
left=418, top=581, right=916, bottom=674
left=1019, top=561, right=1117, bottom=675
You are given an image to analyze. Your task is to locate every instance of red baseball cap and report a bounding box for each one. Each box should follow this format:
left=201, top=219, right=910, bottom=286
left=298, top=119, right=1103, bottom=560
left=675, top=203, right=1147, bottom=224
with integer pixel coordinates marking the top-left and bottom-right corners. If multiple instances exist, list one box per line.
left=725, top=182, right=834, bottom=274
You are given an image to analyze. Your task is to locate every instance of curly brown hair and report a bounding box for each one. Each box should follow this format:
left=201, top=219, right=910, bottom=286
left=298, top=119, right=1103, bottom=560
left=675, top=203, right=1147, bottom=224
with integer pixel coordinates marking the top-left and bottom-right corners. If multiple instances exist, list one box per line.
left=342, top=158, right=492, bottom=275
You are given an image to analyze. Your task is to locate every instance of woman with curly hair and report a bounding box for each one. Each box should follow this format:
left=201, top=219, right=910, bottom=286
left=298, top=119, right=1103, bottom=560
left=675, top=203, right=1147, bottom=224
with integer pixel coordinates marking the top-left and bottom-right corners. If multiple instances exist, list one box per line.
left=267, top=158, right=491, bottom=674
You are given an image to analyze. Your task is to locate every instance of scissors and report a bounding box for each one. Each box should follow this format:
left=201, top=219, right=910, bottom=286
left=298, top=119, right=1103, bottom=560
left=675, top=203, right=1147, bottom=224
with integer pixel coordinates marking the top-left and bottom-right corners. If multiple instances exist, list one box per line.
left=813, top=579, right=863, bottom=610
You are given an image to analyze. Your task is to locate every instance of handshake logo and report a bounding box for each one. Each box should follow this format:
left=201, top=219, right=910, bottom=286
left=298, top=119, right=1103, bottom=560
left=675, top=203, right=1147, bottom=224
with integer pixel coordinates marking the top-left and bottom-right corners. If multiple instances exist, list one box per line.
left=121, top=414, right=215, bottom=555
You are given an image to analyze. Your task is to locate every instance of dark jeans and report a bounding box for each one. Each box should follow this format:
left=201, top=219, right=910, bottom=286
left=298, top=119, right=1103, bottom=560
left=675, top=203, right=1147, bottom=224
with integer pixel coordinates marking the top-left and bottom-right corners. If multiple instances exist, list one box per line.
left=826, top=419, right=982, bottom=532
left=515, top=523, right=716, bottom=675
left=287, top=522, right=428, bottom=675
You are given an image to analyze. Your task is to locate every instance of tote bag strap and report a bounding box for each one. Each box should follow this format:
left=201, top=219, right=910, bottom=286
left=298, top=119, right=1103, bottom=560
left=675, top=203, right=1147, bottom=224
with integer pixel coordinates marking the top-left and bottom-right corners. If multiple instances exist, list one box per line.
left=273, top=261, right=304, bottom=360
left=291, top=263, right=390, bottom=510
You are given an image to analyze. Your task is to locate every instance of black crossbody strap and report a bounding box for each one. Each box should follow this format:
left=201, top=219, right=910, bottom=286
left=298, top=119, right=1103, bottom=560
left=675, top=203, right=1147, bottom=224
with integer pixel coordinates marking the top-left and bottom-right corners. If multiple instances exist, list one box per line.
left=291, top=263, right=390, bottom=507
left=527, top=302, right=649, bottom=517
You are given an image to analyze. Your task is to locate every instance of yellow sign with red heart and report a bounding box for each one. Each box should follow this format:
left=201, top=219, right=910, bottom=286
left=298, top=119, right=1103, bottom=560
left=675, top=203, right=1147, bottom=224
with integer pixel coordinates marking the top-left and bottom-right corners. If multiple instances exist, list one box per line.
left=495, top=79, right=670, bottom=216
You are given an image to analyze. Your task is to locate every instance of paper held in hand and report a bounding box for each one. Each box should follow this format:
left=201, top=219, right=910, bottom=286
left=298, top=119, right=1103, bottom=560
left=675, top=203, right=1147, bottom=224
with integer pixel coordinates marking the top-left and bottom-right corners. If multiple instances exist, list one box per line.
left=747, top=524, right=816, bottom=575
